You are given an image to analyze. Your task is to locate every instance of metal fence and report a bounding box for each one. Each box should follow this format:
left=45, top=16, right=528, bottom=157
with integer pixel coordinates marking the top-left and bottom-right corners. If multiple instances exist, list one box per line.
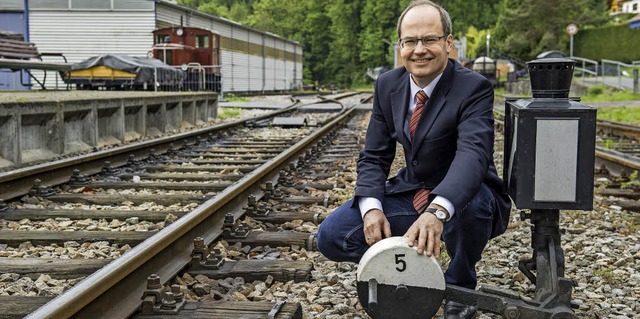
left=25, top=64, right=222, bottom=92
left=571, top=56, right=640, bottom=94
left=151, top=64, right=222, bottom=93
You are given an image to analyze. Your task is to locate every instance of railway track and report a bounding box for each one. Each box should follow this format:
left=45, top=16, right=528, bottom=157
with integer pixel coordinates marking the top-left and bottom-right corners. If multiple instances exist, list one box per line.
left=0, top=93, right=371, bottom=318
left=2, top=93, right=637, bottom=319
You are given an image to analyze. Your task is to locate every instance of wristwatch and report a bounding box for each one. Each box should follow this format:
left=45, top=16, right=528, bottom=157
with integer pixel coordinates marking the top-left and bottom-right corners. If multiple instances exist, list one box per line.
left=425, top=207, right=448, bottom=223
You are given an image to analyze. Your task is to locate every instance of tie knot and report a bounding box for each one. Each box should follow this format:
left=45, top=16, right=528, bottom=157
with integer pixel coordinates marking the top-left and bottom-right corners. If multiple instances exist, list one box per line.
left=416, top=90, right=428, bottom=104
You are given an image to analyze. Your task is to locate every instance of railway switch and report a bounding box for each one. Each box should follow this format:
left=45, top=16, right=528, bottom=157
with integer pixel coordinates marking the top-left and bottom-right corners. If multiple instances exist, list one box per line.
left=356, top=236, right=445, bottom=319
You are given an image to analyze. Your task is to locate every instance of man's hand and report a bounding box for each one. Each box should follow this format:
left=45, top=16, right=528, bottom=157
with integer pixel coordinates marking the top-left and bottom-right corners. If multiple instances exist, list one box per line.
left=404, top=211, right=443, bottom=257
left=363, top=209, right=392, bottom=246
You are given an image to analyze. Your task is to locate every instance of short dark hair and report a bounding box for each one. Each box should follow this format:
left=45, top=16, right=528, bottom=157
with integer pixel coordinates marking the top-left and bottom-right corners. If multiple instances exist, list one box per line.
left=397, top=0, right=452, bottom=38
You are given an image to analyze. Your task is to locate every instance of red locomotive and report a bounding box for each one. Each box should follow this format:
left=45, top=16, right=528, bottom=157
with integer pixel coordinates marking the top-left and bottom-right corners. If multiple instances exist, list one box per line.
left=151, top=26, right=221, bottom=91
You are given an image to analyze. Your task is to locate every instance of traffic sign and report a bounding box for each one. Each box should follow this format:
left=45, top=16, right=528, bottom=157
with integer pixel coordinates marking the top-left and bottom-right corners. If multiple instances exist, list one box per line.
left=566, top=23, right=578, bottom=36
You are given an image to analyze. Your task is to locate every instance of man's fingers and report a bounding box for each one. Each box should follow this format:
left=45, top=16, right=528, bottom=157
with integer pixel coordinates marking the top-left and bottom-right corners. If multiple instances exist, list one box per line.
left=383, top=221, right=392, bottom=238
left=433, top=237, right=441, bottom=258
left=425, top=230, right=435, bottom=257
left=404, top=226, right=418, bottom=247
left=417, top=228, right=428, bottom=255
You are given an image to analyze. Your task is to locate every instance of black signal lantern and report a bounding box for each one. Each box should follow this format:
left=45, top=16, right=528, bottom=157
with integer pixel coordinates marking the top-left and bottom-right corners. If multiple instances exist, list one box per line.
left=504, top=58, right=597, bottom=210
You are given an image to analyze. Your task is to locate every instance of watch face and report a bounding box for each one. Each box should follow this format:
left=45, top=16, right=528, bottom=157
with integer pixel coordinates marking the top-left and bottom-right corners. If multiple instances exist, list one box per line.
left=435, top=210, right=447, bottom=220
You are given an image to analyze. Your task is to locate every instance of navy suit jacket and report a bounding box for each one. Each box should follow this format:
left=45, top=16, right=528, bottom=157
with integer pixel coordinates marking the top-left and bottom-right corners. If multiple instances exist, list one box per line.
left=354, top=58, right=511, bottom=238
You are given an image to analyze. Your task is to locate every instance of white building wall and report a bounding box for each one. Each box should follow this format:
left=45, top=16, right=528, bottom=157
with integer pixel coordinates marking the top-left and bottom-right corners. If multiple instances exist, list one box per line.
left=264, top=36, right=276, bottom=91
left=249, top=32, right=263, bottom=90
left=623, top=0, right=640, bottom=13
left=156, top=1, right=302, bottom=93
left=275, top=40, right=286, bottom=91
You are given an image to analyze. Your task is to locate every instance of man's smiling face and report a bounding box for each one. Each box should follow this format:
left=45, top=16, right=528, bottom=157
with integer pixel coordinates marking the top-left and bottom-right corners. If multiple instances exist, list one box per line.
left=399, top=5, right=452, bottom=88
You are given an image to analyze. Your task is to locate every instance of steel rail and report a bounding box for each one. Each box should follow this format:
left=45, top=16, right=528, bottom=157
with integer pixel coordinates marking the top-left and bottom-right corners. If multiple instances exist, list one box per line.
left=595, top=146, right=640, bottom=176
left=25, top=105, right=357, bottom=319
left=597, top=119, right=640, bottom=140
left=0, top=100, right=307, bottom=201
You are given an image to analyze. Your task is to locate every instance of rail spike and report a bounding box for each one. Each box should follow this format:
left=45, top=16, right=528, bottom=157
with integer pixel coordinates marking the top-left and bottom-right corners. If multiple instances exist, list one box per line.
left=140, top=274, right=185, bottom=314
left=190, top=238, right=225, bottom=270
left=222, top=213, right=250, bottom=239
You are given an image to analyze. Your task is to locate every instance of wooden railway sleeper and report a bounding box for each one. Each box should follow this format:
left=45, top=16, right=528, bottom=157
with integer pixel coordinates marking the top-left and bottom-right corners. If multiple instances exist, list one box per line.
left=267, top=300, right=287, bottom=319
left=191, top=237, right=225, bottom=270
left=140, top=274, right=186, bottom=315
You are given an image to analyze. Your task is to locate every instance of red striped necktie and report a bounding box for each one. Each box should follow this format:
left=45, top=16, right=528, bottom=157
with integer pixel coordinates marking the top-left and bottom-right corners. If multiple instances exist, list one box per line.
left=411, top=90, right=430, bottom=214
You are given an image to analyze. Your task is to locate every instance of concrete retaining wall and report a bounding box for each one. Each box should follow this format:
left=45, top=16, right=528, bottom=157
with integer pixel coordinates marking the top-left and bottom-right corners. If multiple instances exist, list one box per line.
left=0, top=92, right=218, bottom=168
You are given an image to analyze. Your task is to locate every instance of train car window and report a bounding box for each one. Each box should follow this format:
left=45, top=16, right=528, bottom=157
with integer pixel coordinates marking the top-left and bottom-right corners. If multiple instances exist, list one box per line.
left=156, top=35, right=170, bottom=44
left=156, top=50, right=173, bottom=65
left=196, top=35, right=209, bottom=48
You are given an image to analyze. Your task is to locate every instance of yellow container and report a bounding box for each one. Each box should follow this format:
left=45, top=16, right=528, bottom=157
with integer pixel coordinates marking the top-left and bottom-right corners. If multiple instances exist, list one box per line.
left=68, top=66, right=136, bottom=80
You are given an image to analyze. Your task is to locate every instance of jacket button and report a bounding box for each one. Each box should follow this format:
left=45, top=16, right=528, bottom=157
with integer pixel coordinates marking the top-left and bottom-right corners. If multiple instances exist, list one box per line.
left=412, top=160, right=418, bottom=166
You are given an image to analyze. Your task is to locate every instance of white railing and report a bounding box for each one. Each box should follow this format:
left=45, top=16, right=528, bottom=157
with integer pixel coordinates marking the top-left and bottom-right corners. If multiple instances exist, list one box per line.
left=570, top=56, right=598, bottom=82
left=601, top=59, right=640, bottom=91
left=152, top=64, right=222, bottom=93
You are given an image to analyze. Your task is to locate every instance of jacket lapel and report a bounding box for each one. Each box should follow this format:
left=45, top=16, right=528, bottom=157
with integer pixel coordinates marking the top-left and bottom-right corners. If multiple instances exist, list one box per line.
left=390, top=72, right=411, bottom=146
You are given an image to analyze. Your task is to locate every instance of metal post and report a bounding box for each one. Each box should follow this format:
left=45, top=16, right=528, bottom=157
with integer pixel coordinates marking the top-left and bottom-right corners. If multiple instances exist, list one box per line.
left=486, top=31, right=490, bottom=58
left=634, top=69, right=639, bottom=95
left=618, top=64, right=622, bottom=89
left=569, top=35, right=573, bottom=57
left=393, top=42, right=398, bottom=69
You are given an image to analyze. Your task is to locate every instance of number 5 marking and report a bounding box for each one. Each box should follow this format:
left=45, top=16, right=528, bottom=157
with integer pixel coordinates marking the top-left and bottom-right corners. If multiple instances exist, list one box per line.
left=395, top=253, right=406, bottom=272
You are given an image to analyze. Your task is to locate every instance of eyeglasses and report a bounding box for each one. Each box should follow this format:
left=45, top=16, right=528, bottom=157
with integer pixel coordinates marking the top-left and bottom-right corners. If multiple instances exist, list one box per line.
left=399, top=35, right=447, bottom=49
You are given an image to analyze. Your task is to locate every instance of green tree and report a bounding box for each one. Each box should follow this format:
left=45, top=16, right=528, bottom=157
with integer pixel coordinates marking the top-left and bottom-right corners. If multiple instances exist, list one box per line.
left=300, top=1, right=333, bottom=85
left=440, top=0, right=502, bottom=37
left=492, top=0, right=608, bottom=61
left=247, top=0, right=307, bottom=41
left=358, top=0, right=403, bottom=74
left=464, top=26, right=490, bottom=58
left=324, top=0, right=365, bottom=86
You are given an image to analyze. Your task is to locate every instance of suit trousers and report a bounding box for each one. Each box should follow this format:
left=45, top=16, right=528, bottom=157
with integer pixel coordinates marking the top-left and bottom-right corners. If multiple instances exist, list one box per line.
left=316, top=183, right=496, bottom=289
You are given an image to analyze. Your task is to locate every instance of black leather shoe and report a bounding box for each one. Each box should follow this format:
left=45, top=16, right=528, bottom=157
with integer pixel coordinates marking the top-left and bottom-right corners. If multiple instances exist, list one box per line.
left=444, top=300, right=477, bottom=319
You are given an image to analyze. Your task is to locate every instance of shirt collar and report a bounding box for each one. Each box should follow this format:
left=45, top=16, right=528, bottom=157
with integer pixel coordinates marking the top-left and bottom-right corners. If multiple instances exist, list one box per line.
left=409, top=72, right=443, bottom=103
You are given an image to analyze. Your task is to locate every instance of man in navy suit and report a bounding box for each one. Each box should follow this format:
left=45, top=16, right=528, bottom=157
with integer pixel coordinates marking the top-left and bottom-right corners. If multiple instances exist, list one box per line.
left=316, top=1, right=511, bottom=318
